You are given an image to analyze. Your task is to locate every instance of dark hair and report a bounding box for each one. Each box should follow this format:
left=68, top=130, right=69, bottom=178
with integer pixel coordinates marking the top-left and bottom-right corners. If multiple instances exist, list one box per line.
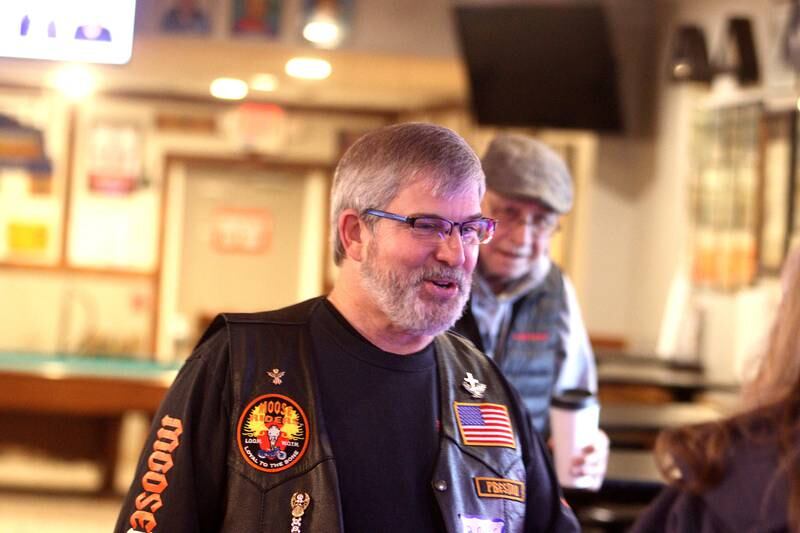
left=654, top=248, right=800, bottom=530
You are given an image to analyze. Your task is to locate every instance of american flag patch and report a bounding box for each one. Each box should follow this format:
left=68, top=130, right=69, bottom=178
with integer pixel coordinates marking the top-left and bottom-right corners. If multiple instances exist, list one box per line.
left=453, top=402, right=516, bottom=448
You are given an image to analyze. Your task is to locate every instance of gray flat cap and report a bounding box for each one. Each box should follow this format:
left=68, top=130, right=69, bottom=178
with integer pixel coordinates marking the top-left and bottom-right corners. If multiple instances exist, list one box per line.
left=482, top=133, right=574, bottom=213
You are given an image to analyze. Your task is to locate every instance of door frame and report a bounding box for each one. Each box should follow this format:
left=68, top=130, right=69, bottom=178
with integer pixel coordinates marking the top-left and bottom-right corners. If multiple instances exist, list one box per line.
left=152, top=153, right=334, bottom=359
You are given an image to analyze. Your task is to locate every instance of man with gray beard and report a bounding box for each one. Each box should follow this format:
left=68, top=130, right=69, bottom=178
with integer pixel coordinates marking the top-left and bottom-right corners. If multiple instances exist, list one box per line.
left=115, top=123, right=579, bottom=533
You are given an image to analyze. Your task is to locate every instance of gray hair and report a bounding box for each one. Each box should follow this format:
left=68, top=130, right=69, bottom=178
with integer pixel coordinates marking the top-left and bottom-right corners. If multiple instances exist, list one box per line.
left=330, top=122, right=484, bottom=265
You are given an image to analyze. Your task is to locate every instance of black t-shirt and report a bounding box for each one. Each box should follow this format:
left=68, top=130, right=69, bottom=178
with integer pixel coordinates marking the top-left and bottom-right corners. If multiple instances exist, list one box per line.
left=310, top=299, right=445, bottom=532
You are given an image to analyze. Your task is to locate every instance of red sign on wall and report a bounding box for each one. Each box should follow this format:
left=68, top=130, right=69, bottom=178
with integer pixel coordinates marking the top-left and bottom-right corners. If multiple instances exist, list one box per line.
left=210, top=207, right=272, bottom=255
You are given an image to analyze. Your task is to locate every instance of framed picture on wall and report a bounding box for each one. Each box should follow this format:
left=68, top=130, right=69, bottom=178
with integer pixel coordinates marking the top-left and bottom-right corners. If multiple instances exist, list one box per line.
left=231, top=0, right=283, bottom=38
left=0, top=92, right=67, bottom=266
left=86, top=122, right=144, bottom=196
left=689, top=104, right=761, bottom=290
left=159, top=0, right=212, bottom=35
left=68, top=113, right=158, bottom=272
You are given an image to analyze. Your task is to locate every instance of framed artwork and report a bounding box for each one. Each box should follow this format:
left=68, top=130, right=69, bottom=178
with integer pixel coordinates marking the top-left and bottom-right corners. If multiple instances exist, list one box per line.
left=231, top=0, right=283, bottom=38
left=68, top=115, right=158, bottom=272
left=0, top=93, right=67, bottom=265
left=689, top=104, right=761, bottom=290
left=159, top=0, right=212, bottom=35
left=86, top=122, right=144, bottom=196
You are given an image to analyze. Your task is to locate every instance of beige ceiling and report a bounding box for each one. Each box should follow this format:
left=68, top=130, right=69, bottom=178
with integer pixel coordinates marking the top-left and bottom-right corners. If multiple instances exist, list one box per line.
left=0, top=36, right=468, bottom=112
left=0, top=0, right=470, bottom=113
left=125, top=36, right=470, bottom=110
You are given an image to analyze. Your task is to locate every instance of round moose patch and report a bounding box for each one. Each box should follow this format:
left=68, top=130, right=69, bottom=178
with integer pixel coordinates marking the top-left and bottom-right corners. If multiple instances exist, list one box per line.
left=237, top=394, right=310, bottom=473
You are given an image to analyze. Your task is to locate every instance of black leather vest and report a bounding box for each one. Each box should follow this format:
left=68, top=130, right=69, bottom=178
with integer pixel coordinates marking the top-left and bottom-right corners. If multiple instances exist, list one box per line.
left=212, top=298, right=529, bottom=532
left=453, top=266, right=568, bottom=435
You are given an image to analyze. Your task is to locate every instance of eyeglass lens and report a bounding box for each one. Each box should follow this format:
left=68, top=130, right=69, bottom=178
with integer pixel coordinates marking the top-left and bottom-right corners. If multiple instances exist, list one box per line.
left=410, top=217, right=494, bottom=244
left=493, top=206, right=557, bottom=233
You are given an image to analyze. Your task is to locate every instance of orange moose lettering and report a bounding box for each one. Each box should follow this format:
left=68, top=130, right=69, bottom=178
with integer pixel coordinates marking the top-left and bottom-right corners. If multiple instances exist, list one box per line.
left=128, top=415, right=184, bottom=532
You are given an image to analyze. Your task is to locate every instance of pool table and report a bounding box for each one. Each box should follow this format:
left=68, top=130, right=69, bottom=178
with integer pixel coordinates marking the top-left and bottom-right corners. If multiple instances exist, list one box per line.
left=0, top=352, right=180, bottom=493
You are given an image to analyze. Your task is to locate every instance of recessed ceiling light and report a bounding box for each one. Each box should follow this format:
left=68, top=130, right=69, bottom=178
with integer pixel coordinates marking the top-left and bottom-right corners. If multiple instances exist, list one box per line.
left=210, top=77, right=248, bottom=100
left=250, top=73, right=279, bottom=92
left=51, top=64, right=96, bottom=100
left=285, top=57, right=332, bottom=80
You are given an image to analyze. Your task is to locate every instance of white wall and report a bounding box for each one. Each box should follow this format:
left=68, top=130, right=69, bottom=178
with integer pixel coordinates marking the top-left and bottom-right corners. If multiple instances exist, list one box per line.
left=570, top=0, right=662, bottom=343
left=625, top=82, right=699, bottom=352
left=0, top=270, right=153, bottom=355
left=622, top=0, right=784, bottom=376
left=583, top=136, right=651, bottom=341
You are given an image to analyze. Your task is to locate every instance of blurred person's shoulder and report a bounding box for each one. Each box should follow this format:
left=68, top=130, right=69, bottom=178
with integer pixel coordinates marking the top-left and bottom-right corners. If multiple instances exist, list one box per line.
left=635, top=411, right=791, bottom=533
left=700, top=411, right=791, bottom=531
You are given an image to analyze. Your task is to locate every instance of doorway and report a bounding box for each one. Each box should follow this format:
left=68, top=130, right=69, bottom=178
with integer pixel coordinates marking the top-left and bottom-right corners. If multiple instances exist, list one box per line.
left=157, top=156, right=331, bottom=360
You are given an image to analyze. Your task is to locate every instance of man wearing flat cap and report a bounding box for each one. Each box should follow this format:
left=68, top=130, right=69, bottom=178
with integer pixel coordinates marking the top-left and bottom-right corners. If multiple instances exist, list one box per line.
left=453, top=133, right=608, bottom=490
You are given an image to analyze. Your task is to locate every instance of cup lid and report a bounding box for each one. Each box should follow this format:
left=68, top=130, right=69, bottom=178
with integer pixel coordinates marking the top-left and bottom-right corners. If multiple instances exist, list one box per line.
left=550, top=388, right=597, bottom=410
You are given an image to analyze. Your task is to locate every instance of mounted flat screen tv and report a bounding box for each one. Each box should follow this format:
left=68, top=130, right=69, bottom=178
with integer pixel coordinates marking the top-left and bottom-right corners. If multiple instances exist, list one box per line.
left=454, top=3, right=623, bottom=132
left=0, top=0, right=136, bottom=64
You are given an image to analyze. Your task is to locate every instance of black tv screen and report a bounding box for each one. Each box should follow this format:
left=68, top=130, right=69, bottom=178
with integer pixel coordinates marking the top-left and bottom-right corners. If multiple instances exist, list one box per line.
left=454, top=3, right=623, bottom=132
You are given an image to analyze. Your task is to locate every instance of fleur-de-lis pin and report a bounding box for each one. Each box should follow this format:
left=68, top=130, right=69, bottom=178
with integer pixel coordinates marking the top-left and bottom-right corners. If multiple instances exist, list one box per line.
left=462, top=372, right=487, bottom=399
left=267, top=368, right=285, bottom=385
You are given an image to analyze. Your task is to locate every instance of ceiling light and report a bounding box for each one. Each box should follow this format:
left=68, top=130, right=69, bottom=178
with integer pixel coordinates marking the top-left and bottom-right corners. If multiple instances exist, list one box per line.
left=250, top=73, right=279, bottom=92
left=285, top=57, right=331, bottom=80
left=302, top=18, right=341, bottom=48
left=51, top=64, right=96, bottom=100
left=210, top=78, right=248, bottom=100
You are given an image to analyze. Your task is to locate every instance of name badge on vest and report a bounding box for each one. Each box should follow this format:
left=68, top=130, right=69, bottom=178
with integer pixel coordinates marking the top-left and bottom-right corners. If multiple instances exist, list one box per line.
left=474, top=476, right=526, bottom=502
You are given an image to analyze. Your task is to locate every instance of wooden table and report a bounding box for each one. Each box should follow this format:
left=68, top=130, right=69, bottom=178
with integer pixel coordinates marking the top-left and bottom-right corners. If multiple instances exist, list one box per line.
left=0, top=353, right=179, bottom=493
left=601, top=402, right=724, bottom=431
left=598, top=358, right=738, bottom=403
left=600, top=402, right=725, bottom=449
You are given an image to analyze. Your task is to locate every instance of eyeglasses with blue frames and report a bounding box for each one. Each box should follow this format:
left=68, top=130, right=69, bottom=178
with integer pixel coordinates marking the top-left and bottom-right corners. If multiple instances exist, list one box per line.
left=362, top=209, right=497, bottom=245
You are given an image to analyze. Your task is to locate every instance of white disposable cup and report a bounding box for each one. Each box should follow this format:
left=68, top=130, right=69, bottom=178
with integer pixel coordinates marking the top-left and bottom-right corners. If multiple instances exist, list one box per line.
left=549, top=388, right=600, bottom=489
